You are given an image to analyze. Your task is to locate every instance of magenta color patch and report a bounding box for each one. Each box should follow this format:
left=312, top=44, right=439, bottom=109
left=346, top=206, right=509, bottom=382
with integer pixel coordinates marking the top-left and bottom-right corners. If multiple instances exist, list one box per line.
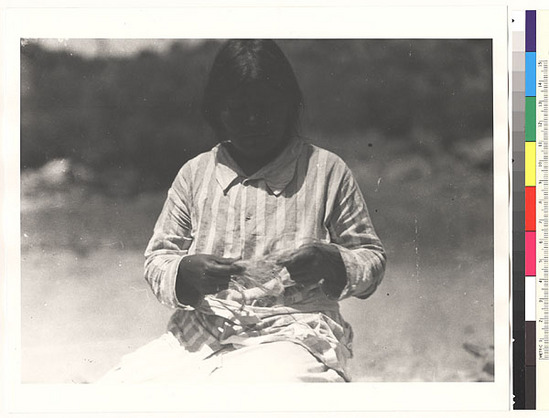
left=525, top=231, right=536, bottom=276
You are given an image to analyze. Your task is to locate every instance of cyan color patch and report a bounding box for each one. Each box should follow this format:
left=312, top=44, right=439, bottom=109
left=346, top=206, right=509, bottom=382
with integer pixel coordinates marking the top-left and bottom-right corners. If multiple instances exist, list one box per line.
left=526, top=52, right=536, bottom=96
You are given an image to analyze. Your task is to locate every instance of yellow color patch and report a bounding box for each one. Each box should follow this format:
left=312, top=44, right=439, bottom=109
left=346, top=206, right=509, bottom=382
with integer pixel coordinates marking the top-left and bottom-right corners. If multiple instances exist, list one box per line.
left=525, top=141, right=536, bottom=186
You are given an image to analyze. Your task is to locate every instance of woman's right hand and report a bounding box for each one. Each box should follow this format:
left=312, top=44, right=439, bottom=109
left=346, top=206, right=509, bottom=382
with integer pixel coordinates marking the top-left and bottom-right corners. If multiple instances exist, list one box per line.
left=175, top=254, right=244, bottom=306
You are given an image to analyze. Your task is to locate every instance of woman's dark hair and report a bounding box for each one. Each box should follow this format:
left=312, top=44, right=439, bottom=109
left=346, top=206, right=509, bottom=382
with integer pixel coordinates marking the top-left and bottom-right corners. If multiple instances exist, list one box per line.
left=202, top=39, right=303, bottom=140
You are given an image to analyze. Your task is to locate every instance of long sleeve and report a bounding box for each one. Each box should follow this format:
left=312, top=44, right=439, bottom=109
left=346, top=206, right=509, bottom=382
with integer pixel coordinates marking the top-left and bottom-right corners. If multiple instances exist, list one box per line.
left=144, top=165, right=193, bottom=309
left=327, top=164, right=387, bottom=300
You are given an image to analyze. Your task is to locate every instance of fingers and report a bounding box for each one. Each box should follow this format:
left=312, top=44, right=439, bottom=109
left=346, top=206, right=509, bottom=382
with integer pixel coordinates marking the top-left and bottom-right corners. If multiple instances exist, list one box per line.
left=203, top=275, right=232, bottom=294
left=278, top=245, right=326, bottom=286
left=208, top=275, right=232, bottom=284
left=279, top=246, right=317, bottom=268
left=205, top=262, right=244, bottom=276
left=286, top=269, right=320, bottom=285
left=203, top=274, right=231, bottom=290
left=211, top=255, right=241, bottom=265
left=201, top=255, right=245, bottom=277
left=202, top=259, right=240, bottom=294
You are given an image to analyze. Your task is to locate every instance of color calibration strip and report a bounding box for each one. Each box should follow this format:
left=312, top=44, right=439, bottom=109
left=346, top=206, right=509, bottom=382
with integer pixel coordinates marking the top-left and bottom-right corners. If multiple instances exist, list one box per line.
left=513, top=10, right=549, bottom=410
left=525, top=9, right=536, bottom=410
left=516, top=9, right=549, bottom=410
left=512, top=9, right=527, bottom=409
left=535, top=10, right=549, bottom=411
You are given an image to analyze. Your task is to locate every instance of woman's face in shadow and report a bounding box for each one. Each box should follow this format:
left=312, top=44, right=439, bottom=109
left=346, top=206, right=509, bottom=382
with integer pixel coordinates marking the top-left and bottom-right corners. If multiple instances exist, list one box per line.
left=220, top=81, right=291, bottom=162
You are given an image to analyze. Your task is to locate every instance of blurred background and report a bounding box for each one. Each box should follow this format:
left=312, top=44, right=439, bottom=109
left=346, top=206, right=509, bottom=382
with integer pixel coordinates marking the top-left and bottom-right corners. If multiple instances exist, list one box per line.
left=20, top=38, right=494, bottom=383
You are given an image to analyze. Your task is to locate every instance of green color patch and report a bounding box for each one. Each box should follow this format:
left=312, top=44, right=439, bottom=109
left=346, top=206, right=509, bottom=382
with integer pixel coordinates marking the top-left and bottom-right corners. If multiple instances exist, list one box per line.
left=525, top=96, right=536, bottom=142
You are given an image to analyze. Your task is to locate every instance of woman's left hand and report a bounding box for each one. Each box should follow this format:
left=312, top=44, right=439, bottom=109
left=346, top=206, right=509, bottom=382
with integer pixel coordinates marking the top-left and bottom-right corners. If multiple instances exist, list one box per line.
left=279, top=243, right=347, bottom=299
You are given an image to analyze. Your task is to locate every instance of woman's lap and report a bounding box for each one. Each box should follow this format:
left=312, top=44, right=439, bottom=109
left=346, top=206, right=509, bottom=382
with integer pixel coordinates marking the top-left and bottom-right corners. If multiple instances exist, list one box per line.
left=97, top=333, right=345, bottom=384
left=208, top=340, right=344, bottom=382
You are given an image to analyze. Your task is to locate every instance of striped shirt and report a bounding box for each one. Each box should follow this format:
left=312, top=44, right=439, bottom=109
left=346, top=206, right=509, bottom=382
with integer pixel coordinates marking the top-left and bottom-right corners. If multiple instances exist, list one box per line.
left=144, top=137, right=386, bottom=380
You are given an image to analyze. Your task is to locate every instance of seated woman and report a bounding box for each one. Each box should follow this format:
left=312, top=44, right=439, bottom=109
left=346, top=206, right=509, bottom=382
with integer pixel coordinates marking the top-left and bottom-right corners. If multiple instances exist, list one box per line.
left=99, top=39, right=386, bottom=383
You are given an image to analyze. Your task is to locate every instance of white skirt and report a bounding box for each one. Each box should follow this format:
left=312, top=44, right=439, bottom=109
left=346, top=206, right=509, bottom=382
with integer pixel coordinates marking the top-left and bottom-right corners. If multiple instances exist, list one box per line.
left=97, top=332, right=345, bottom=384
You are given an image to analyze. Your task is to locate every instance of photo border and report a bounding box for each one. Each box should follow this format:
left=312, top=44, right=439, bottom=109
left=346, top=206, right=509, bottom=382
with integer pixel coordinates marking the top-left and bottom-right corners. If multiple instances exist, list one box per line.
left=1, top=5, right=509, bottom=413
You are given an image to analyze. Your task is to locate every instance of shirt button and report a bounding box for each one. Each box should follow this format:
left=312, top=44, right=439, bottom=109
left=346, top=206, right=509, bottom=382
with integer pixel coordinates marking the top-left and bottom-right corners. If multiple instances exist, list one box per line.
left=242, top=179, right=249, bottom=186
left=245, top=215, right=252, bottom=221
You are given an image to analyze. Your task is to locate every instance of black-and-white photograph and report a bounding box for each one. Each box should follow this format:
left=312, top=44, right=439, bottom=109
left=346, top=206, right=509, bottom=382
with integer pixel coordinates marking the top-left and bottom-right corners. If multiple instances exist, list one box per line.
left=20, top=37, right=495, bottom=385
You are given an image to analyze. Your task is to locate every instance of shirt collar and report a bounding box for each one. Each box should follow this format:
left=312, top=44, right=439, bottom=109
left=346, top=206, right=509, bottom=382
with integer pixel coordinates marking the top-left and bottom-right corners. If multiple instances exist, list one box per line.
left=214, top=137, right=304, bottom=196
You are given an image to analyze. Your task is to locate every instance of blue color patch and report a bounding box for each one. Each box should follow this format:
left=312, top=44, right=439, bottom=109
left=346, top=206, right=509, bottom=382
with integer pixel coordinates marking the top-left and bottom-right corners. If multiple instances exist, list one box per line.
left=525, top=52, right=536, bottom=96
